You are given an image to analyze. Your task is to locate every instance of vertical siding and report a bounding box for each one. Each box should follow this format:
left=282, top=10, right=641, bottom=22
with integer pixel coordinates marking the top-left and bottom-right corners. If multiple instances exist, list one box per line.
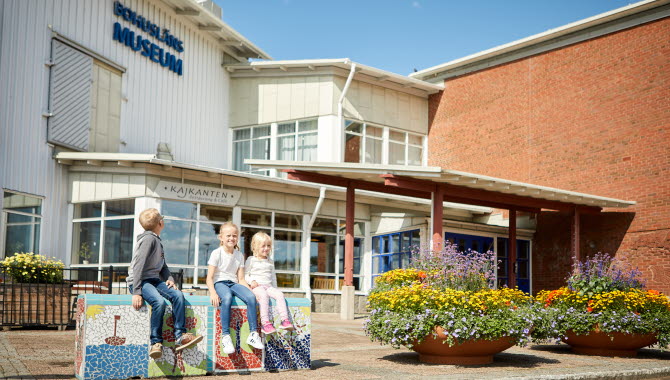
left=229, top=75, right=337, bottom=127
left=0, top=0, right=232, bottom=261
left=343, top=80, right=429, bottom=134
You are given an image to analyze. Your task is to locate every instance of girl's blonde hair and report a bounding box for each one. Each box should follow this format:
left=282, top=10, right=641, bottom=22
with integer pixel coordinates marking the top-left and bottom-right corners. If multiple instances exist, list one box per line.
left=218, top=222, right=240, bottom=248
left=250, top=231, right=272, bottom=257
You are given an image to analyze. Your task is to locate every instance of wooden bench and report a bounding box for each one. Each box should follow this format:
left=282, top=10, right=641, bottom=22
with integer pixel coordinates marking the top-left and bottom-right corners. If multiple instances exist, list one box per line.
left=74, top=294, right=310, bottom=379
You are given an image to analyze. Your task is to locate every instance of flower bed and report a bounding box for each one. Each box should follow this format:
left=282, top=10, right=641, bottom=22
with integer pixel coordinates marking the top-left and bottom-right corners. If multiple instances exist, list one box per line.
left=531, top=253, right=670, bottom=351
left=364, top=245, right=534, bottom=353
left=1, top=252, right=65, bottom=284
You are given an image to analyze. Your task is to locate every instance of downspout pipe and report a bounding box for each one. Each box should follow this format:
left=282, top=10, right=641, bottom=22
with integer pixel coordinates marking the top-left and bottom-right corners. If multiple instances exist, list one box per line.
left=338, top=60, right=357, bottom=156
left=304, top=186, right=327, bottom=301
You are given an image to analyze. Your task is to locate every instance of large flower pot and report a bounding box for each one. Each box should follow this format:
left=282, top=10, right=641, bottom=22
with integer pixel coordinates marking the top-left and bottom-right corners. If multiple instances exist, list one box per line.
left=412, top=327, right=515, bottom=365
left=563, top=330, right=658, bottom=357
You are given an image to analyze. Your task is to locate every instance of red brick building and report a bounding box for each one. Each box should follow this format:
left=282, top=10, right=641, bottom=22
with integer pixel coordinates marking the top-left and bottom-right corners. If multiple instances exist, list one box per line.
left=413, top=1, right=670, bottom=292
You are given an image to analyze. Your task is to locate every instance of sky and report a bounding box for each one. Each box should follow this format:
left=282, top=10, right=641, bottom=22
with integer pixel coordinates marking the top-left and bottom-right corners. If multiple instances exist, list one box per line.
left=215, top=0, right=637, bottom=75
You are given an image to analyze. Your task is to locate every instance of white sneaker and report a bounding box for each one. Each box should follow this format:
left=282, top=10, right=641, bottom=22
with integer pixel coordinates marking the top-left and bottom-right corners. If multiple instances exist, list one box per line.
left=220, top=334, right=235, bottom=355
left=246, top=331, right=264, bottom=350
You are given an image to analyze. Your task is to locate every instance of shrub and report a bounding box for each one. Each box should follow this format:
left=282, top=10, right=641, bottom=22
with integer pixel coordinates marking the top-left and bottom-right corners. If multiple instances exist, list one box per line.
left=0, top=252, right=65, bottom=284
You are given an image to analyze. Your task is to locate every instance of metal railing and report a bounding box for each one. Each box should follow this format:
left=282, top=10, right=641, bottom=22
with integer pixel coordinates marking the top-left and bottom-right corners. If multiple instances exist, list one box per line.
left=0, top=265, right=183, bottom=329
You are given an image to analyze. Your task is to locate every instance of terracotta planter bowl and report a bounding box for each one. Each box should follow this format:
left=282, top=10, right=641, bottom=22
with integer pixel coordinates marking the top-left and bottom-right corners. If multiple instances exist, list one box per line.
left=562, top=330, right=658, bottom=357
left=412, top=327, right=515, bottom=365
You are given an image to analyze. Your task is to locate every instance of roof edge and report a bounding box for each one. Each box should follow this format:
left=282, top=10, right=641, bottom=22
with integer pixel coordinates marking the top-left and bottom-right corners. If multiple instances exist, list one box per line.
left=411, top=0, right=669, bottom=81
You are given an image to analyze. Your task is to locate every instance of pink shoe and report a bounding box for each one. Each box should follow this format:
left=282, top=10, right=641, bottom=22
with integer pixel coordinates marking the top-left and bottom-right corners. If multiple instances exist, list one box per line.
left=279, top=319, right=294, bottom=331
left=262, top=322, right=276, bottom=335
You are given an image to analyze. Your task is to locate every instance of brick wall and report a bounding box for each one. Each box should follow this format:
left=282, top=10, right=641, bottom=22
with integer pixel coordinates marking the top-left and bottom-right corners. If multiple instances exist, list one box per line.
left=428, top=18, right=670, bottom=292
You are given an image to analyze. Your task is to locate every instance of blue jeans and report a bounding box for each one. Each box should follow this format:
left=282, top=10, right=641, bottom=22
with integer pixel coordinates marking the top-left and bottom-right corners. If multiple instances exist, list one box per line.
left=129, top=278, right=186, bottom=345
left=214, top=281, right=258, bottom=335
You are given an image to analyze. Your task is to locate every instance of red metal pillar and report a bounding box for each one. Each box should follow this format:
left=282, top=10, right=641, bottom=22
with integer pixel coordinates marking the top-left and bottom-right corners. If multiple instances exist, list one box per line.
left=344, top=183, right=355, bottom=286
left=508, top=208, right=517, bottom=288
left=571, top=208, right=581, bottom=265
left=432, top=185, right=444, bottom=250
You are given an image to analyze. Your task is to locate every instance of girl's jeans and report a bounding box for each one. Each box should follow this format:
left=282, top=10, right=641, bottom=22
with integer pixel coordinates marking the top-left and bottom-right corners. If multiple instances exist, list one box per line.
left=252, top=284, right=289, bottom=324
left=214, top=280, right=259, bottom=335
left=129, top=278, right=186, bottom=345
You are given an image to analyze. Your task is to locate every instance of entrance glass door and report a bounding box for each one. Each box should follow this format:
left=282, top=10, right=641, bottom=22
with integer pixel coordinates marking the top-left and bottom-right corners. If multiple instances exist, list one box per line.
left=496, top=237, right=531, bottom=293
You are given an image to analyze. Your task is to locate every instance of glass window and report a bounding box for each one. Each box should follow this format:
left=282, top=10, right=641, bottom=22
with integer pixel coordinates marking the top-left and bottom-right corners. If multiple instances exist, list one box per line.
left=372, top=229, right=419, bottom=279
left=199, top=205, right=232, bottom=223
left=161, top=219, right=196, bottom=266
left=312, top=217, right=338, bottom=233
left=389, top=141, right=405, bottom=165
left=163, top=200, right=197, bottom=219
left=103, top=218, right=134, bottom=263
left=74, top=202, right=102, bottom=219
left=233, top=125, right=270, bottom=174
left=344, top=120, right=424, bottom=166
left=106, top=199, right=134, bottom=217
left=241, top=209, right=272, bottom=227
left=310, top=234, right=336, bottom=273
left=239, top=226, right=271, bottom=258
left=277, top=119, right=318, bottom=163
left=72, top=221, right=101, bottom=264
left=275, top=213, right=301, bottom=230
left=199, top=223, right=222, bottom=265
left=273, top=230, right=302, bottom=271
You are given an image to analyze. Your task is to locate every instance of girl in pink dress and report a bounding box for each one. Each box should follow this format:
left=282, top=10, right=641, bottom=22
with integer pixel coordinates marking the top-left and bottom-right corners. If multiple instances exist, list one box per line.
left=245, top=231, right=294, bottom=334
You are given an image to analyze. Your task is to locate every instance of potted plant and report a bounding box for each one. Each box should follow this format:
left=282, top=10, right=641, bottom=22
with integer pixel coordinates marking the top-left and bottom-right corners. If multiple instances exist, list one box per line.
left=0, top=252, right=71, bottom=325
left=532, top=253, right=670, bottom=357
left=364, top=244, right=535, bottom=365
left=78, top=242, right=92, bottom=265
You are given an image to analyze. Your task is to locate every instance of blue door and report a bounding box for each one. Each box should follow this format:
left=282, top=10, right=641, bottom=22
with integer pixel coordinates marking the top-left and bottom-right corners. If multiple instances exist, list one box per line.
left=371, top=229, right=420, bottom=281
left=496, top=237, right=531, bottom=294
left=444, top=232, right=530, bottom=293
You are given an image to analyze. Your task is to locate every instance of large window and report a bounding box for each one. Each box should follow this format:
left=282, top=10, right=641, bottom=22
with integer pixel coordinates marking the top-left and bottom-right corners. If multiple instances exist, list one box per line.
left=344, top=120, right=382, bottom=164
left=278, top=119, right=318, bottom=161
left=72, top=200, right=135, bottom=267
left=233, top=119, right=318, bottom=176
left=161, top=200, right=233, bottom=286
left=345, top=119, right=424, bottom=166
left=2, top=191, right=42, bottom=258
left=239, top=209, right=303, bottom=289
left=233, top=125, right=270, bottom=174
left=310, top=217, right=365, bottom=291
left=372, top=229, right=420, bottom=280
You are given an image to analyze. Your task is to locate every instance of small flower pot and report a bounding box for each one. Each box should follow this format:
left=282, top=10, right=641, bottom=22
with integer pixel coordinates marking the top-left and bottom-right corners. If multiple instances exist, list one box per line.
left=563, top=330, right=658, bottom=357
left=412, top=326, right=515, bottom=365
left=82, top=260, right=89, bottom=265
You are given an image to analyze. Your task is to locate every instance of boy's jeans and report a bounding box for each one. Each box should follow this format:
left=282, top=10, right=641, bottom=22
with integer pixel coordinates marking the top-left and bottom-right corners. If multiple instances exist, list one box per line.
left=214, top=280, right=259, bottom=335
left=129, top=278, right=186, bottom=345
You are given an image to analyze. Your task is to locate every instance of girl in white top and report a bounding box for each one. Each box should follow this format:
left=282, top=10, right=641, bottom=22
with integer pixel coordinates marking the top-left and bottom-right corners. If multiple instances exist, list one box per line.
left=206, top=222, right=264, bottom=354
left=246, top=231, right=293, bottom=334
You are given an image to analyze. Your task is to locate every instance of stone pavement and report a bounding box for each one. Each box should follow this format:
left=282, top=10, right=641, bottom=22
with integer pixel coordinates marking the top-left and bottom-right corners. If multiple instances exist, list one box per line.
left=1, top=313, right=670, bottom=380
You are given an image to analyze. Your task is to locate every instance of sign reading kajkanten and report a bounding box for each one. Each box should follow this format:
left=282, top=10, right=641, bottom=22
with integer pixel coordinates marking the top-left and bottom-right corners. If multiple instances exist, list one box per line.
left=155, top=181, right=241, bottom=206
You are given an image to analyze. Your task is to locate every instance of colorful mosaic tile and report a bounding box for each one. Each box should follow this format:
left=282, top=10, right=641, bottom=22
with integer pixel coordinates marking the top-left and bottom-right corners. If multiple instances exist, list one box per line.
left=75, top=294, right=310, bottom=380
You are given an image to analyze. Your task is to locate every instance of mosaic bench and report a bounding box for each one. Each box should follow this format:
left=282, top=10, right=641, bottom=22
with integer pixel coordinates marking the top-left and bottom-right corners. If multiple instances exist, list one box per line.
left=74, top=294, right=311, bottom=380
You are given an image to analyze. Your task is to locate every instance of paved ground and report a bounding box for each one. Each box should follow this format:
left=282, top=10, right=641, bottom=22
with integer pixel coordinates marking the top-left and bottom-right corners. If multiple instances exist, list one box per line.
left=1, top=313, right=670, bottom=379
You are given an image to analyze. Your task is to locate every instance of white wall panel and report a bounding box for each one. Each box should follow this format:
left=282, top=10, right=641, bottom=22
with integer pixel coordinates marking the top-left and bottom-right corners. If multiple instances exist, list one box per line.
left=230, top=75, right=337, bottom=127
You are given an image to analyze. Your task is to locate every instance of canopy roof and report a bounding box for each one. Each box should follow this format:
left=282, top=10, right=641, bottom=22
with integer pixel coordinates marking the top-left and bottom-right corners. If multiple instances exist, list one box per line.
left=246, top=160, right=636, bottom=212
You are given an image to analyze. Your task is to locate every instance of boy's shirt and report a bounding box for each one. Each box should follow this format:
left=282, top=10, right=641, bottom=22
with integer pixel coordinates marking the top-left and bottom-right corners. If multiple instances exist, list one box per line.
left=127, top=231, right=174, bottom=296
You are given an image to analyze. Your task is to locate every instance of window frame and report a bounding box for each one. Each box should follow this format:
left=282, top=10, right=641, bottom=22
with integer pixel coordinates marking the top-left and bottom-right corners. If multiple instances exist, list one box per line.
left=2, top=190, right=44, bottom=259
left=310, top=217, right=366, bottom=293
left=70, top=199, right=136, bottom=283
left=344, top=119, right=425, bottom=166
left=232, top=118, right=318, bottom=176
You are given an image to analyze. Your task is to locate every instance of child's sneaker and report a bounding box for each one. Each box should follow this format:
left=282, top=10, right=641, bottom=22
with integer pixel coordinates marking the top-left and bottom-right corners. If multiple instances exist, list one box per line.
left=220, top=334, right=235, bottom=355
left=176, top=332, right=203, bottom=352
left=246, top=331, right=264, bottom=350
left=149, top=342, right=163, bottom=359
left=261, top=322, right=276, bottom=335
left=279, top=319, right=294, bottom=331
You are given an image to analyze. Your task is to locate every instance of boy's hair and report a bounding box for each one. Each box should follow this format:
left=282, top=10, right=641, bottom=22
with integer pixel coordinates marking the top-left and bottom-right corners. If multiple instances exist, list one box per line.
left=250, top=231, right=272, bottom=257
left=218, top=222, right=240, bottom=247
left=139, top=208, right=162, bottom=231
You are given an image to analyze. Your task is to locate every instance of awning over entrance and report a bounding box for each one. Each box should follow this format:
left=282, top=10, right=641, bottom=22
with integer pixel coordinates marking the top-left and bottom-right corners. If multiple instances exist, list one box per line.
left=247, top=159, right=636, bottom=318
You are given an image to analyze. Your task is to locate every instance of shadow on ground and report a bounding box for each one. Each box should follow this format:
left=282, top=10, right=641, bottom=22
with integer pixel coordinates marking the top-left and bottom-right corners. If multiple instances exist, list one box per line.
left=311, top=358, right=341, bottom=370
left=530, top=344, right=670, bottom=359
left=378, top=351, right=560, bottom=368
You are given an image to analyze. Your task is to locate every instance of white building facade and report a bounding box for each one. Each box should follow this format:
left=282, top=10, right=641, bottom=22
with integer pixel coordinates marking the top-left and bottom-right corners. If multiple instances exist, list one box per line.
left=0, top=0, right=536, bottom=312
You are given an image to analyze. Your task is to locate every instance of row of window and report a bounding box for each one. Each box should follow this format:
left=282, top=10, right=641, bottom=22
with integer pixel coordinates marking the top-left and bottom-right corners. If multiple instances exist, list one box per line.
left=232, top=118, right=426, bottom=175
left=70, top=199, right=365, bottom=291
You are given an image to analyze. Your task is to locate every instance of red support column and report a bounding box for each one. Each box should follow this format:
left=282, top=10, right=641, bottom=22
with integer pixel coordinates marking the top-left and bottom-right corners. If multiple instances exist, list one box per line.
left=508, top=208, right=517, bottom=288
left=344, top=183, right=355, bottom=287
left=432, top=186, right=444, bottom=250
left=571, top=208, right=581, bottom=265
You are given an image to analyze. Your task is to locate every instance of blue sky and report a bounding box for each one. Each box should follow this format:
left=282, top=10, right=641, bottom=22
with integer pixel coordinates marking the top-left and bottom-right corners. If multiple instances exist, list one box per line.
left=216, top=0, right=636, bottom=75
